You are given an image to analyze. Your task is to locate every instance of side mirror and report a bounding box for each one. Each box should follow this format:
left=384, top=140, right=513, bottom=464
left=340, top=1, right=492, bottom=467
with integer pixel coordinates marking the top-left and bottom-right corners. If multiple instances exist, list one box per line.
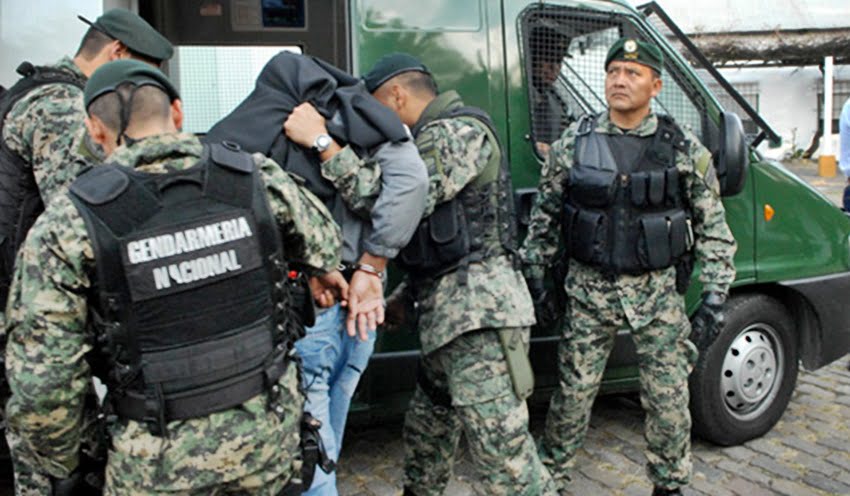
left=715, top=112, right=749, bottom=197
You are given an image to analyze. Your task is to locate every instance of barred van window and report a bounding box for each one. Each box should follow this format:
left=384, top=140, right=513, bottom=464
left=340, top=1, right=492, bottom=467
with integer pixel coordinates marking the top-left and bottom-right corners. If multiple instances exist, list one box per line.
left=519, top=6, right=713, bottom=155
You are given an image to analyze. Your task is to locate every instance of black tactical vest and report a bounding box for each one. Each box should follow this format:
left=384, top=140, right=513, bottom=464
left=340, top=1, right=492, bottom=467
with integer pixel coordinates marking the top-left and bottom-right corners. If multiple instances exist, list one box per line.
left=563, top=114, right=693, bottom=275
left=398, top=106, right=518, bottom=281
left=0, top=62, right=85, bottom=307
left=69, top=142, right=294, bottom=435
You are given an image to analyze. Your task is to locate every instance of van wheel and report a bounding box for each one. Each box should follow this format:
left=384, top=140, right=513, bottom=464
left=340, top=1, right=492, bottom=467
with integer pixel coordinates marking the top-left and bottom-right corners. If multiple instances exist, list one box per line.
left=689, top=294, right=797, bottom=446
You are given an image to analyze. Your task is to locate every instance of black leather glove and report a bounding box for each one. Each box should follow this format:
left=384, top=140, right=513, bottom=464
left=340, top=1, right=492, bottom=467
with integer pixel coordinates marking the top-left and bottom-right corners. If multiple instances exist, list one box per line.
left=690, top=291, right=727, bottom=350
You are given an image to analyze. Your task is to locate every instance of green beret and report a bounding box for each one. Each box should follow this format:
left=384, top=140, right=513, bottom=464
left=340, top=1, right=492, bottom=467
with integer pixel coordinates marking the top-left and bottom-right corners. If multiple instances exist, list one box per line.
left=84, top=59, right=180, bottom=110
left=604, top=38, right=663, bottom=74
left=363, top=53, right=430, bottom=93
left=78, top=8, right=173, bottom=62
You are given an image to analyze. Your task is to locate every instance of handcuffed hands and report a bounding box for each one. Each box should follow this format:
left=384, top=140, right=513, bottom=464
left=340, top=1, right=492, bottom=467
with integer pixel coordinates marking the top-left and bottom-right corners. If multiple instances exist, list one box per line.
left=343, top=269, right=385, bottom=341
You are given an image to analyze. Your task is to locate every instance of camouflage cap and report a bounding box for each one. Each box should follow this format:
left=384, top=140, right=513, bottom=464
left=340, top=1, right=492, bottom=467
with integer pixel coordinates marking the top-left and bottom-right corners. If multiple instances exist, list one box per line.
left=78, top=8, right=173, bottom=62
left=84, top=59, right=180, bottom=110
left=605, top=37, right=663, bottom=74
left=363, top=52, right=431, bottom=93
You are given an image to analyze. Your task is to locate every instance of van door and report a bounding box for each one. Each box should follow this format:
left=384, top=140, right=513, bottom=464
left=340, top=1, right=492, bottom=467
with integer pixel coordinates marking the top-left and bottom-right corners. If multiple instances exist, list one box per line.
left=507, top=1, right=761, bottom=381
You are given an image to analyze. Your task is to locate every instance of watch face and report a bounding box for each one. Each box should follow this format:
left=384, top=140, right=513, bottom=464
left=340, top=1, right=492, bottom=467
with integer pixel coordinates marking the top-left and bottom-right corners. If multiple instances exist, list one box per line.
left=315, top=134, right=332, bottom=151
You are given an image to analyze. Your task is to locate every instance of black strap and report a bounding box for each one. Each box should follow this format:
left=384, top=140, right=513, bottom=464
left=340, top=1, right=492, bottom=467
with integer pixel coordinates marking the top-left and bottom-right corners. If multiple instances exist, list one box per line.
left=300, top=412, right=336, bottom=489
left=115, top=352, right=288, bottom=424
left=205, top=143, right=255, bottom=207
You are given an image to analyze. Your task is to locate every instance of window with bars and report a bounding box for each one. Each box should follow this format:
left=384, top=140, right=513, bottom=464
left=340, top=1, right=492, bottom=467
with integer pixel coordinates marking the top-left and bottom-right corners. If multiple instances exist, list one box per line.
left=817, top=80, right=850, bottom=134
left=520, top=6, right=714, bottom=154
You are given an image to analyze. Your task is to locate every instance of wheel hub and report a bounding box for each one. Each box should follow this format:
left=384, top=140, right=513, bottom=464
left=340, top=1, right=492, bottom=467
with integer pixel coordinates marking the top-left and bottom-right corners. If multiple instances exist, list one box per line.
left=720, top=325, right=784, bottom=421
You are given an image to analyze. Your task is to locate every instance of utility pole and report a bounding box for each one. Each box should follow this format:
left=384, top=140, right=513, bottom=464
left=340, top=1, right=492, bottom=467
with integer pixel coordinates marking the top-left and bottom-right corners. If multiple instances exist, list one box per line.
left=819, top=56, right=837, bottom=177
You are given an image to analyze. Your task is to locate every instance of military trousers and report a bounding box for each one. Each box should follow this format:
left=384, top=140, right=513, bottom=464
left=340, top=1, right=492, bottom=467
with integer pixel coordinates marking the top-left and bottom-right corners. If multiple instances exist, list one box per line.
left=541, top=289, right=698, bottom=490
left=403, top=328, right=556, bottom=496
left=7, top=428, right=52, bottom=496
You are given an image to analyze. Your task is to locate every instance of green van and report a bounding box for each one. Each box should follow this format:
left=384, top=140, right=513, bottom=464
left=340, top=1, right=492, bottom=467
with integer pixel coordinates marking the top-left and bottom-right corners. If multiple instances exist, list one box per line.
left=142, top=0, right=850, bottom=446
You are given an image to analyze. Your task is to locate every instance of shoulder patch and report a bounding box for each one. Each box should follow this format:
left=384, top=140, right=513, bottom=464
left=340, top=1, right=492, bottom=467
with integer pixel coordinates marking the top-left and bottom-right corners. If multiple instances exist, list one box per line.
left=694, top=150, right=712, bottom=177
left=70, top=166, right=129, bottom=205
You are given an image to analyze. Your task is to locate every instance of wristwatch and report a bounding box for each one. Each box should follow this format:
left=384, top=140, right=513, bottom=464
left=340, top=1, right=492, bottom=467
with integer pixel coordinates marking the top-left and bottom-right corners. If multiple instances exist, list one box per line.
left=312, top=133, right=333, bottom=153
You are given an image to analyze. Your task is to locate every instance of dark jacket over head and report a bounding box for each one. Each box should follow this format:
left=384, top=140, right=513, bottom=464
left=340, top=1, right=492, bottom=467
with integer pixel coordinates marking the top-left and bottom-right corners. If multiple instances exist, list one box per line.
left=205, top=51, right=408, bottom=202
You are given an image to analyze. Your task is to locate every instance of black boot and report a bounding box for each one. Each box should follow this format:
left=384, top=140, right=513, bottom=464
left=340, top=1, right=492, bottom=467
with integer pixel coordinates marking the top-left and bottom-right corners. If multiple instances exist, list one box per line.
left=652, top=487, right=683, bottom=496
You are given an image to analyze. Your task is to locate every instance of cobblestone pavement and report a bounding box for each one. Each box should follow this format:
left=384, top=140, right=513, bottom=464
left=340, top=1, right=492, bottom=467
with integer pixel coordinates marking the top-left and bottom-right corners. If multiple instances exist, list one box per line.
left=337, top=160, right=850, bottom=495
left=337, top=360, right=850, bottom=496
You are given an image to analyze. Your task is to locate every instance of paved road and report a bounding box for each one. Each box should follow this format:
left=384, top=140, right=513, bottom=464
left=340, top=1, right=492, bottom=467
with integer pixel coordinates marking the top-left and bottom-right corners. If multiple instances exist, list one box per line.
left=337, top=160, right=850, bottom=495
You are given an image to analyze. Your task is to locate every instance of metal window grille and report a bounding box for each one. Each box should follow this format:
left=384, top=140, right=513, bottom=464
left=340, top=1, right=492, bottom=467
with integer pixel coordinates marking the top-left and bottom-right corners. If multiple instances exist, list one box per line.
left=520, top=5, right=713, bottom=151
left=817, top=80, right=850, bottom=133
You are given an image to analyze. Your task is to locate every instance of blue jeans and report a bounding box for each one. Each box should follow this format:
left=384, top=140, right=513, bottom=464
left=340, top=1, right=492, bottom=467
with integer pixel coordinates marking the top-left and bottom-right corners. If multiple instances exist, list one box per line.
left=295, top=303, right=377, bottom=496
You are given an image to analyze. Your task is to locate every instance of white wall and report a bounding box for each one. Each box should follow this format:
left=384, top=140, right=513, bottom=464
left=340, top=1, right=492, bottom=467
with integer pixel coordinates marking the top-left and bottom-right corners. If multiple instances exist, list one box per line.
left=719, top=64, right=850, bottom=160
left=0, top=0, right=103, bottom=88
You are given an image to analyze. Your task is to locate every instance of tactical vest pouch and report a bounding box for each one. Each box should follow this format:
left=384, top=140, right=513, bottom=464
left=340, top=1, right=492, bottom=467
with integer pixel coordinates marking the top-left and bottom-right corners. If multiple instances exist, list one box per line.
left=569, top=166, right=617, bottom=208
left=573, top=209, right=606, bottom=263
left=498, top=329, right=534, bottom=401
left=639, top=214, right=672, bottom=269
left=637, top=211, right=691, bottom=270
left=398, top=199, right=470, bottom=275
left=648, top=170, right=666, bottom=206
left=668, top=210, right=689, bottom=257
left=665, top=168, right=680, bottom=205
left=630, top=173, right=648, bottom=206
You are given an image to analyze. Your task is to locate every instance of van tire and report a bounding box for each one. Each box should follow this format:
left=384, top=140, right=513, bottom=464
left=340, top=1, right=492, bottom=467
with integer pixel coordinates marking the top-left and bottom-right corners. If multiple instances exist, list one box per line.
left=689, top=294, right=797, bottom=446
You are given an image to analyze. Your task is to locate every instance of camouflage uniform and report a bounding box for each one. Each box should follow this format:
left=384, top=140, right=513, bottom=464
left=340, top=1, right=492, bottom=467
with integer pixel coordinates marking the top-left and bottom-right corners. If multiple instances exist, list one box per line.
left=1, top=55, right=98, bottom=496
left=1, top=56, right=93, bottom=206
left=388, top=91, right=554, bottom=495
left=520, top=112, right=736, bottom=490
left=4, top=133, right=342, bottom=495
